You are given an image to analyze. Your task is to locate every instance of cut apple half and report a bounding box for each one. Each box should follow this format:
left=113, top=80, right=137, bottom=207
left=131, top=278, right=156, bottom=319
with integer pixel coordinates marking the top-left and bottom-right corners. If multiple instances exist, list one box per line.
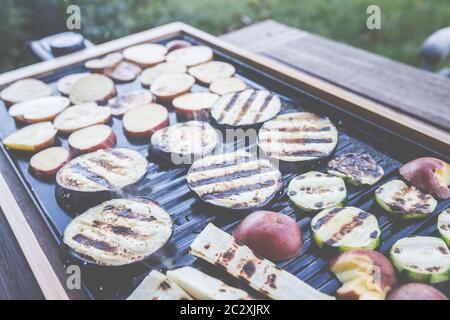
left=140, top=62, right=187, bottom=87
left=150, top=73, right=195, bottom=101
left=68, top=124, right=116, bottom=155
left=104, top=61, right=142, bottom=82
left=9, top=96, right=71, bottom=123
left=53, top=103, right=112, bottom=134
left=107, top=90, right=154, bottom=117
left=123, top=43, right=167, bottom=68
left=123, top=103, right=169, bottom=138
left=29, top=147, right=71, bottom=179
left=69, top=74, right=116, bottom=105
left=84, top=52, right=123, bottom=72
left=57, top=72, right=90, bottom=96
left=173, top=92, right=219, bottom=121
left=2, top=121, right=57, bottom=152
left=1, top=79, right=52, bottom=106
left=166, top=45, right=213, bottom=67
left=209, top=77, right=247, bottom=95
left=188, top=61, right=235, bottom=84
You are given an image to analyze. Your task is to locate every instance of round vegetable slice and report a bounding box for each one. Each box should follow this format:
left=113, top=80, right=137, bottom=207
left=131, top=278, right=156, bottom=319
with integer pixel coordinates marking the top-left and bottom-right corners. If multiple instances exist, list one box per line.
left=390, top=236, right=450, bottom=284
left=68, top=124, right=116, bottom=155
left=328, top=153, right=384, bottom=186
left=438, top=208, right=450, bottom=247
left=1, top=79, right=52, bottom=106
left=166, top=39, right=191, bottom=52
left=150, top=73, right=195, bottom=101
left=9, top=96, right=70, bottom=123
left=188, top=61, right=235, bottom=84
left=53, top=103, right=112, bottom=134
left=63, top=198, right=172, bottom=266
left=123, top=43, right=167, bottom=67
left=140, top=62, right=187, bottom=87
left=69, top=74, right=116, bottom=105
left=258, top=112, right=338, bottom=162
left=172, top=92, right=219, bottom=121
left=387, top=283, right=448, bottom=300
left=107, top=90, right=154, bottom=117
left=122, top=103, right=169, bottom=138
left=311, top=206, right=381, bottom=252
left=209, top=77, right=247, bottom=95
left=84, top=52, right=123, bottom=72
left=2, top=121, right=57, bottom=153
left=375, top=179, right=437, bottom=219
left=166, top=45, right=213, bottom=67
left=104, top=61, right=141, bottom=82
left=57, top=72, right=90, bottom=96
left=288, top=171, right=346, bottom=212
left=211, top=89, right=281, bottom=127
left=29, top=147, right=71, bottom=179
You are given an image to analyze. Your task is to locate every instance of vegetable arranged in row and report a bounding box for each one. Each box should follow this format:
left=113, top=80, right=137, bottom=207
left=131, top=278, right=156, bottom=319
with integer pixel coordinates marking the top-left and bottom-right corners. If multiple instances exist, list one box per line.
left=438, top=208, right=450, bottom=246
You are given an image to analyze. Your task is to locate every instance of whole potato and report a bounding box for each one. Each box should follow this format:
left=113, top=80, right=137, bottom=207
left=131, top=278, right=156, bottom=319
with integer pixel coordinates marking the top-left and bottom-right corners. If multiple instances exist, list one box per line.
left=387, top=283, right=447, bottom=300
left=233, top=211, right=302, bottom=261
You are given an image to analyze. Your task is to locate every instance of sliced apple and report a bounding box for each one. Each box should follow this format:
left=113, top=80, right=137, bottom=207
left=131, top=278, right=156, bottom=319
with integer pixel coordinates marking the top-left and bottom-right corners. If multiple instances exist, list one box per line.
left=166, top=45, right=213, bottom=67
left=166, top=40, right=191, bottom=52
left=69, top=74, right=116, bottom=105
left=84, top=52, right=123, bottom=72
left=122, top=43, right=167, bottom=68
left=9, top=96, right=71, bottom=123
left=2, top=122, right=57, bottom=152
left=29, top=147, right=71, bottom=179
left=104, top=61, right=142, bottom=82
left=140, top=62, right=187, bottom=88
left=56, top=72, right=90, bottom=96
left=188, top=61, right=235, bottom=84
left=122, top=103, right=169, bottom=138
left=107, top=90, right=154, bottom=117
left=150, top=73, right=195, bottom=101
left=209, top=77, right=247, bottom=95
left=68, top=124, right=116, bottom=155
left=172, top=92, right=219, bottom=121
left=53, top=103, right=112, bottom=134
left=1, top=79, right=52, bottom=106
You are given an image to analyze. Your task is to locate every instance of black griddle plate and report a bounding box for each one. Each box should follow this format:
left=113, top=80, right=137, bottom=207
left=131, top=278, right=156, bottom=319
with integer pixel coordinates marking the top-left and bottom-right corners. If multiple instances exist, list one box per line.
left=0, top=34, right=449, bottom=300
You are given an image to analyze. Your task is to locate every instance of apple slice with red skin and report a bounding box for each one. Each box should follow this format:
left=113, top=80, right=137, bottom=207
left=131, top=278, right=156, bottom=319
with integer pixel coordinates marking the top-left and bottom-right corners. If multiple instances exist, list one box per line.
left=68, top=124, right=116, bottom=155
left=122, top=103, right=169, bottom=138
left=387, top=283, right=447, bottom=300
left=399, top=157, right=450, bottom=199
left=29, top=147, right=71, bottom=179
left=166, top=40, right=191, bottom=52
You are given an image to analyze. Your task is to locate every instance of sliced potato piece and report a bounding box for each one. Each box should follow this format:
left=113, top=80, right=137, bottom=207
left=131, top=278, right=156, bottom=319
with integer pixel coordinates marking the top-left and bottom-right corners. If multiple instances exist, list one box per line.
left=150, top=73, right=195, bottom=101
left=104, top=61, right=142, bottom=82
left=69, top=74, right=116, bottom=105
left=57, top=73, right=90, bottom=96
left=1, top=79, right=52, bottom=106
left=107, top=90, right=154, bottom=117
left=2, top=121, right=57, bottom=152
left=328, top=153, right=384, bottom=186
left=166, top=45, right=213, bottom=67
left=209, top=77, right=247, bottom=95
left=166, top=40, right=191, bottom=52
left=140, top=62, right=187, bottom=87
left=438, top=208, right=450, bottom=247
left=9, top=96, right=70, bottom=123
left=123, top=43, right=167, bottom=67
left=188, top=61, right=235, bottom=84
left=29, top=147, right=71, bottom=179
left=84, top=52, right=123, bottom=72
left=68, top=124, right=116, bottom=155
left=172, top=92, right=219, bottom=121
left=53, top=103, right=112, bottom=134
left=122, top=103, right=169, bottom=138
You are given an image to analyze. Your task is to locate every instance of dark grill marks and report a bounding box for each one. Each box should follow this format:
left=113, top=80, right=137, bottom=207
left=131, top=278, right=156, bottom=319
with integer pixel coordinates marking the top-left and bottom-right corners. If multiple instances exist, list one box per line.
left=327, top=211, right=370, bottom=244
left=72, top=234, right=117, bottom=253
left=110, top=150, right=130, bottom=160
left=69, top=163, right=113, bottom=189
left=262, top=126, right=331, bottom=132
left=313, top=207, right=345, bottom=230
left=103, top=205, right=156, bottom=222
left=253, top=94, right=274, bottom=123
left=260, top=137, right=333, bottom=144
left=200, top=179, right=277, bottom=200
left=217, top=92, right=241, bottom=122
left=89, top=157, right=123, bottom=172
left=267, top=150, right=327, bottom=158
left=188, top=154, right=253, bottom=173
left=233, top=90, right=257, bottom=125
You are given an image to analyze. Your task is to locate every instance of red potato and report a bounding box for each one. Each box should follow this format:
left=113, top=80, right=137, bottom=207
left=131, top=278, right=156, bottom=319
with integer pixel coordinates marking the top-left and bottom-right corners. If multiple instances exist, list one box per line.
left=172, top=92, right=219, bottom=121
left=122, top=103, right=169, bottom=138
left=56, top=72, right=90, bottom=96
left=150, top=73, right=195, bottom=101
left=387, top=283, right=447, bottom=300
left=29, top=147, right=71, bottom=179
left=330, top=249, right=397, bottom=300
left=68, top=124, right=116, bottom=155
left=400, top=157, right=450, bottom=199
left=209, top=77, right=247, bottom=95
left=165, top=46, right=213, bottom=67
left=188, top=61, right=236, bottom=84
left=53, top=103, right=112, bottom=134
left=2, top=122, right=57, bottom=153
left=1, top=79, right=52, bottom=106
left=104, top=61, right=142, bottom=82
left=9, top=96, right=70, bottom=123
left=69, top=74, right=116, bottom=105
left=233, top=211, right=302, bottom=261
left=107, top=90, right=154, bottom=117
left=84, top=52, right=123, bottom=72
left=140, top=62, right=187, bottom=88
left=122, top=43, right=167, bottom=68
left=166, top=40, right=191, bottom=52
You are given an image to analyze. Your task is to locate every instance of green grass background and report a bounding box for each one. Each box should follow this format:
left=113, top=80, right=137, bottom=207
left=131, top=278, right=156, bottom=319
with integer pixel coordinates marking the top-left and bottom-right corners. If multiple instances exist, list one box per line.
left=1, top=0, right=449, bottom=72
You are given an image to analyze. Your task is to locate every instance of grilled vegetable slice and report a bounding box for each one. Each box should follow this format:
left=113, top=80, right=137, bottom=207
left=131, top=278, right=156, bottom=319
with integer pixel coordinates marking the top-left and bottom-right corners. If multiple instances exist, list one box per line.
left=140, top=62, right=187, bottom=87
left=375, top=179, right=437, bottom=219
left=69, top=74, right=116, bottom=105
left=63, top=198, right=172, bottom=266
left=186, top=151, right=282, bottom=211
left=209, top=77, right=247, bottom=95
left=55, top=148, right=148, bottom=213
left=288, top=171, right=346, bottom=212
left=258, top=112, right=338, bottom=162
left=166, top=45, right=213, bottom=67
left=57, top=72, right=90, bottom=95
left=438, top=208, right=450, bottom=247
left=188, top=61, right=235, bottom=84
left=104, top=61, right=141, bottom=82
left=1, top=79, right=52, bottom=106
left=122, top=103, right=169, bottom=138
left=122, top=43, right=167, bottom=67
left=84, top=52, right=123, bottom=72
left=107, top=90, right=154, bottom=117
left=53, top=103, right=112, bottom=134
left=2, top=121, right=57, bottom=152
left=390, top=236, right=450, bottom=284
left=150, top=73, right=195, bottom=101
left=211, top=89, right=281, bottom=127
left=9, top=96, right=70, bottom=123
left=172, top=92, right=219, bottom=121
left=311, top=206, right=381, bottom=251
left=127, top=270, right=192, bottom=300
left=29, top=147, right=71, bottom=179
left=150, top=121, right=219, bottom=165
left=190, top=223, right=335, bottom=300
left=68, top=124, right=116, bottom=155
left=328, top=153, right=384, bottom=186
left=167, top=267, right=251, bottom=300
left=387, top=283, right=448, bottom=300
left=166, top=40, right=191, bottom=52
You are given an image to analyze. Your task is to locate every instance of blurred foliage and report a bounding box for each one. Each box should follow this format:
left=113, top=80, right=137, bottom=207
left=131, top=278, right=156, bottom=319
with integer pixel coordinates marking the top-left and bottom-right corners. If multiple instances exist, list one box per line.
left=1, top=0, right=449, bottom=72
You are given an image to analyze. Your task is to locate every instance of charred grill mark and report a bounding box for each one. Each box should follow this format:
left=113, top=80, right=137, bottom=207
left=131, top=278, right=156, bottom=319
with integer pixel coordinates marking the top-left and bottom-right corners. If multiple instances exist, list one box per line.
left=189, top=155, right=253, bottom=173
left=158, top=280, right=171, bottom=291
left=68, top=163, right=113, bottom=189
left=313, top=207, right=345, bottom=230
left=221, top=248, right=236, bottom=263
left=217, top=92, right=241, bottom=122
left=265, top=274, right=277, bottom=289
left=267, top=150, right=328, bottom=158
left=110, top=150, right=130, bottom=160
left=370, top=231, right=378, bottom=239
left=89, top=158, right=124, bottom=173
left=328, top=153, right=382, bottom=179
left=314, top=202, right=324, bottom=208
left=260, top=137, right=333, bottom=144
left=110, top=225, right=135, bottom=236
left=328, top=211, right=369, bottom=243
left=200, top=179, right=277, bottom=200
left=103, top=205, right=156, bottom=222
left=253, top=94, right=274, bottom=123
left=426, top=266, right=441, bottom=272
left=72, top=234, right=117, bottom=253
left=263, top=126, right=331, bottom=132
left=233, top=91, right=257, bottom=125
left=242, top=260, right=256, bottom=278
left=438, top=247, right=448, bottom=254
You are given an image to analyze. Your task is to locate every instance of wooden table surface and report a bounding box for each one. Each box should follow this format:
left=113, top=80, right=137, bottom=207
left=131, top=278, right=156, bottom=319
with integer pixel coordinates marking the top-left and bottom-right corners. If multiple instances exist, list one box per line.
left=0, top=20, right=448, bottom=300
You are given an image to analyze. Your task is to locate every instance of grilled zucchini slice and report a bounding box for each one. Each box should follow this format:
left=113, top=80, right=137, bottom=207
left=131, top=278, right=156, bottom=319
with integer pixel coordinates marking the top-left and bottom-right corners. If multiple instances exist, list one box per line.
left=186, top=151, right=282, bottom=211
left=327, top=153, right=384, bottom=186
left=311, top=206, right=381, bottom=252
left=288, top=171, right=346, bottom=212
left=63, top=198, right=172, bottom=266
left=438, top=208, right=450, bottom=247
left=258, top=112, right=338, bottom=163
left=375, top=179, right=437, bottom=219
left=390, top=236, right=450, bottom=284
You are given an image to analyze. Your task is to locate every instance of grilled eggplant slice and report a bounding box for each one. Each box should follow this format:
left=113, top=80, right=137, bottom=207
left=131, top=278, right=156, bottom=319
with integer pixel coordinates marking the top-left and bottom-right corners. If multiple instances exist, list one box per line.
left=122, top=43, right=167, bottom=68
left=311, top=206, right=381, bottom=252
left=57, top=72, right=90, bottom=96
left=209, top=77, right=247, bottom=95
left=3, top=121, right=57, bottom=152
left=1, top=79, right=52, bottom=106
left=166, top=267, right=251, bottom=300
left=9, top=96, right=70, bottom=123
left=211, top=89, right=281, bottom=127
left=186, top=151, right=282, bottom=211
left=166, top=45, right=213, bottom=67
left=128, top=270, right=191, bottom=300
left=69, top=74, right=116, bottom=105
left=438, top=208, right=450, bottom=246
left=84, top=52, right=122, bottom=72
left=172, top=92, right=219, bottom=121
left=328, top=153, right=384, bottom=186
left=375, top=179, right=437, bottom=219
left=104, top=61, right=141, bottom=82
left=53, top=103, right=112, bottom=134
left=150, top=73, right=195, bottom=101
left=288, top=171, right=346, bottom=212
left=107, top=90, right=154, bottom=117
left=55, top=148, right=148, bottom=213
left=63, top=198, right=172, bottom=266
left=190, top=223, right=335, bottom=300
left=140, top=62, right=187, bottom=88
left=258, top=112, right=338, bottom=163
left=188, top=61, right=235, bottom=84
left=390, top=236, right=450, bottom=284
left=150, top=121, right=219, bottom=165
